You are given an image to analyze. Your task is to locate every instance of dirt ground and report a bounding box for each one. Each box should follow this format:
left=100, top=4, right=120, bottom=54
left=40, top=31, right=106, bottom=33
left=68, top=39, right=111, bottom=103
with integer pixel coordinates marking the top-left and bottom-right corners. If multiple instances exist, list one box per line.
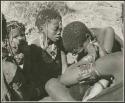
left=1, top=1, right=124, bottom=44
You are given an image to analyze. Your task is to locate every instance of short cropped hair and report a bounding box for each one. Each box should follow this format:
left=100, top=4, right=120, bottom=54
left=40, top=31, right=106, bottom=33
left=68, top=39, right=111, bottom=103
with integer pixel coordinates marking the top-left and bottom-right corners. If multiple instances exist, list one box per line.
left=62, top=21, right=93, bottom=53
left=35, top=8, right=61, bottom=31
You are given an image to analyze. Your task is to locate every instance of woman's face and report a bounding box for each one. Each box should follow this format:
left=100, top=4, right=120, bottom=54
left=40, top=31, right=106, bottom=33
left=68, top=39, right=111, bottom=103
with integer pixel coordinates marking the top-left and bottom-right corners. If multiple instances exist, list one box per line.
left=42, top=19, right=62, bottom=42
left=8, top=28, right=27, bottom=64
left=9, top=28, right=26, bottom=54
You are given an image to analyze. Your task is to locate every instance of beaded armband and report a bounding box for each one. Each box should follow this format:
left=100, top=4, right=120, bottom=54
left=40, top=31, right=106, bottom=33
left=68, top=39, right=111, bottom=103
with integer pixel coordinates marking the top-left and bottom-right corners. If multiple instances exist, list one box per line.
left=77, top=63, right=100, bottom=85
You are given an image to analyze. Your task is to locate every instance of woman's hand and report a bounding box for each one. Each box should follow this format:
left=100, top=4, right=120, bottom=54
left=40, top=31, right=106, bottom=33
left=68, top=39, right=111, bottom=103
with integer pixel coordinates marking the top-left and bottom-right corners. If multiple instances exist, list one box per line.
left=86, top=43, right=98, bottom=60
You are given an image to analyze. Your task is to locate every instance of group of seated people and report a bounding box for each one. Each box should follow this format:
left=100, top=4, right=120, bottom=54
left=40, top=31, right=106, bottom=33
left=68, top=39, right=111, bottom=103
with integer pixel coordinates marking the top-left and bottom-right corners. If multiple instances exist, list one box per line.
left=2, top=8, right=123, bottom=101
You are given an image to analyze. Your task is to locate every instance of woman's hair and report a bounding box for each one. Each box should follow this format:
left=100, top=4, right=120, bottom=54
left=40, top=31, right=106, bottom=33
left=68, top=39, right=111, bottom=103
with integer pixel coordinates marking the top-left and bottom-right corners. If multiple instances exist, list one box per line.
left=7, top=21, right=25, bottom=36
left=62, top=21, right=94, bottom=53
left=3, top=21, right=25, bottom=56
left=35, top=8, right=62, bottom=31
left=2, top=14, right=7, bottom=41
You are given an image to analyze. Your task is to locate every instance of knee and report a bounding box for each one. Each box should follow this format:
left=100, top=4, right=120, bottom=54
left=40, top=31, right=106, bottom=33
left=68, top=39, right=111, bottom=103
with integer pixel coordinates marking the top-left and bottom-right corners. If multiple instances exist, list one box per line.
left=45, top=78, right=59, bottom=93
left=104, top=26, right=115, bottom=33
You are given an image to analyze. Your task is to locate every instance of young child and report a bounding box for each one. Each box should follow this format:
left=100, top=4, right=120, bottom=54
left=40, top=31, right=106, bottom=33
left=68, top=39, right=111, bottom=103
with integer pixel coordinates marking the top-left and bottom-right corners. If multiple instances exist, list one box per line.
left=60, top=21, right=122, bottom=101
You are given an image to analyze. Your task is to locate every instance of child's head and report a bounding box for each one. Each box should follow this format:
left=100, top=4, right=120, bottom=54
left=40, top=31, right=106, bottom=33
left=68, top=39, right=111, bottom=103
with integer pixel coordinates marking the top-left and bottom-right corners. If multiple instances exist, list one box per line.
left=62, top=21, right=93, bottom=55
left=35, top=9, right=62, bottom=43
left=5, top=21, right=27, bottom=64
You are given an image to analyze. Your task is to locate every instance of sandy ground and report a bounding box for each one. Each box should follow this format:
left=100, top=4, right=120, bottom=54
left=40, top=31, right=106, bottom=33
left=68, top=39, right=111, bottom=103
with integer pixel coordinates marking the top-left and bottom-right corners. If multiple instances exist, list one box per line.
left=1, top=1, right=124, bottom=44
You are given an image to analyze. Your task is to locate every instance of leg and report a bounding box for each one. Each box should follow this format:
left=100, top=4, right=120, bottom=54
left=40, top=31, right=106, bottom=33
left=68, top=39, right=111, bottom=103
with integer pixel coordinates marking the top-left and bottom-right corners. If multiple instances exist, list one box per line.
left=95, top=52, right=123, bottom=85
left=102, top=27, right=115, bottom=53
left=45, top=78, right=75, bottom=101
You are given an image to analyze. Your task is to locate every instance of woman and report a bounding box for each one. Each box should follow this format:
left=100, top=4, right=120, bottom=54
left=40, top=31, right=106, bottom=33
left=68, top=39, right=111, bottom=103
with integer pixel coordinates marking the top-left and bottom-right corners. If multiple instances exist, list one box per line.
left=60, top=21, right=123, bottom=101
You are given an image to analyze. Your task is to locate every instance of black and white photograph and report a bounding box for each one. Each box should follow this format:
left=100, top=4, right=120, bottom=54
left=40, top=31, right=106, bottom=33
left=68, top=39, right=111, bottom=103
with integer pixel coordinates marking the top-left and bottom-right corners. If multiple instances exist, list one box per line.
left=1, top=0, right=124, bottom=102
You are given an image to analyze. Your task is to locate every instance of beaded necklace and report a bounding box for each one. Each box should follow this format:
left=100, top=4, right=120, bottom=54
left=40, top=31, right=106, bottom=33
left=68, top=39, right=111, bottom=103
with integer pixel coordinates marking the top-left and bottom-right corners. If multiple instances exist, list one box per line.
left=39, top=34, right=57, bottom=60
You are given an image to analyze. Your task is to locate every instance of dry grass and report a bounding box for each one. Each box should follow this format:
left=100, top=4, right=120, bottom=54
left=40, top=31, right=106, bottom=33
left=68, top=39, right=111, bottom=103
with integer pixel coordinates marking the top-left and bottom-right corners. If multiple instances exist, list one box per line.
left=2, top=1, right=124, bottom=44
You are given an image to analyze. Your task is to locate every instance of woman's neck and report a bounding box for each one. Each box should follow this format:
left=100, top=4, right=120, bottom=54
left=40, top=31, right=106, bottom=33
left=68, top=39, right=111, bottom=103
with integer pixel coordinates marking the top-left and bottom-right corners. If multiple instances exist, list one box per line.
left=39, top=33, right=55, bottom=50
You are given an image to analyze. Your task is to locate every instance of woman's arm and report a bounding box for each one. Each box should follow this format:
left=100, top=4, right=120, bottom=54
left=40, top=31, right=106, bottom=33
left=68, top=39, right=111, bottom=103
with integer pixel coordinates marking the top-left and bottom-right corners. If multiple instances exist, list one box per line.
left=61, top=51, right=68, bottom=74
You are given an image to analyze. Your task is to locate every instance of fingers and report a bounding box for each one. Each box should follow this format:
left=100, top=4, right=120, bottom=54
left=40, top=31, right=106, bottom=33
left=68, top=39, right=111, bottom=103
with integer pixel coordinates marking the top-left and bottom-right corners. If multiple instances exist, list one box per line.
left=55, top=35, right=61, bottom=40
